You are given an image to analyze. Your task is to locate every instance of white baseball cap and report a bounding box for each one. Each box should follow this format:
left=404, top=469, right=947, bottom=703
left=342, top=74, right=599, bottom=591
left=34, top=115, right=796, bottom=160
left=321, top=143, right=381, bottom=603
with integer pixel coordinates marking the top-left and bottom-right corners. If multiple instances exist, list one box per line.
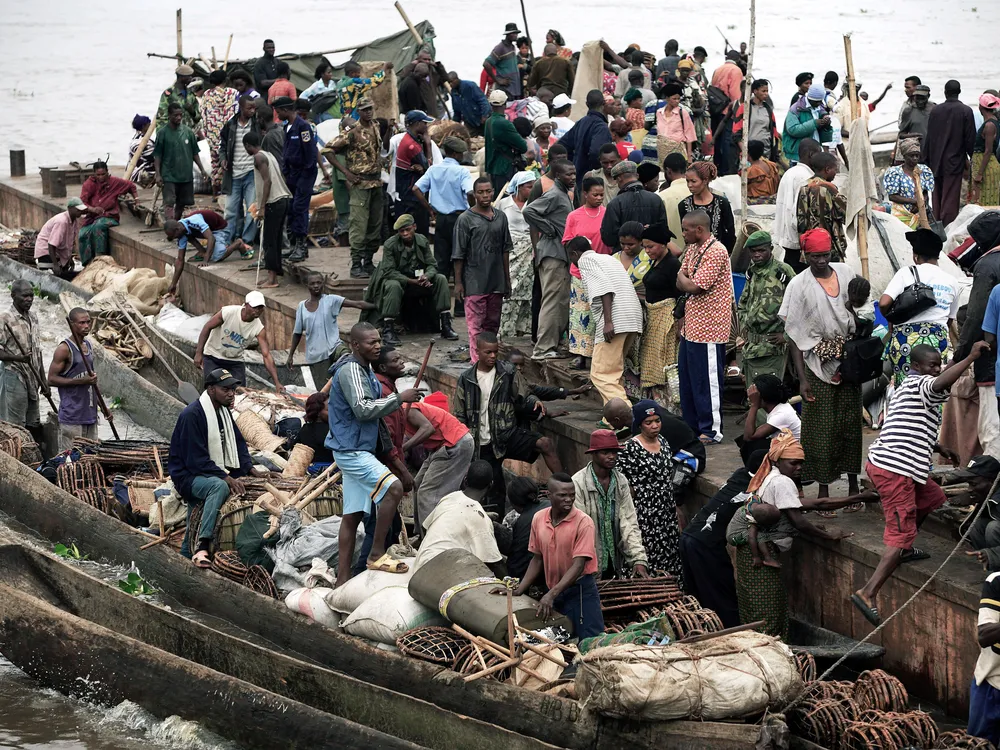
left=552, top=93, right=576, bottom=109
left=488, top=89, right=509, bottom=106
left=245, top=290, right=266, bottom=308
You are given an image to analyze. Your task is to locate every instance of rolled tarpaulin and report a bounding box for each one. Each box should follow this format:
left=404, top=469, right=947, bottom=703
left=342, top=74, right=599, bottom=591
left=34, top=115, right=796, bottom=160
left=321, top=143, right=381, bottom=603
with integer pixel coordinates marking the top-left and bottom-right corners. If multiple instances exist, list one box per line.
left=408, top=548, right=571, bottom=645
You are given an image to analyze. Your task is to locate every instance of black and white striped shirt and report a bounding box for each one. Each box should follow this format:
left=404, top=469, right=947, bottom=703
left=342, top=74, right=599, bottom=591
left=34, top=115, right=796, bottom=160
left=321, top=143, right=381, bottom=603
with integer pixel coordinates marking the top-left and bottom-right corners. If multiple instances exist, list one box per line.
left=867, top=374, right=949, bottom=483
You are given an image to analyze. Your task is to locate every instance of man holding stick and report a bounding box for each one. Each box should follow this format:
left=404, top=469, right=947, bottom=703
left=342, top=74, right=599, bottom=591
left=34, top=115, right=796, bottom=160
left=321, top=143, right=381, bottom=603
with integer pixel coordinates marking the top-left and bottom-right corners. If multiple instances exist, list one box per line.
left=0, top=280, right=49, bottom=446
left=47, top=308, right=100, bottom=450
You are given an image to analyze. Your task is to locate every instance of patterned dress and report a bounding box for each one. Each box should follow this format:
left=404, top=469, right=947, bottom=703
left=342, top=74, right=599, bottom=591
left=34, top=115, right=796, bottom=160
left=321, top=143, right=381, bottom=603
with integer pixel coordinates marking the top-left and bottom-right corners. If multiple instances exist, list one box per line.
left=881, top=164, right=935, bottom=229
left=201, top=86, right=239, bottom=193
left=616, top=436, right=683, bottom=583
left=498, top=195, right=534, bottom=339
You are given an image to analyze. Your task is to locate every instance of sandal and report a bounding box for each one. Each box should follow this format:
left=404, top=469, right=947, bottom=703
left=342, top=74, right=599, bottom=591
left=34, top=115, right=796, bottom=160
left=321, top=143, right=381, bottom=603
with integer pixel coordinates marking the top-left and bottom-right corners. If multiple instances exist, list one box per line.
left=192, top=549, right=212, bottom=569
left=817, top=510, right=838, bottom=518
left=191, top=254, right=205, bottom=262
left=366, top=553, right=409, bottom=574
left=698, top=434, right=721, bottom=445
left=899, top=547, right=930, bottom=563
left=851, top=593, right=881, bottom=626
left=842, top=503, right=865, bottom=513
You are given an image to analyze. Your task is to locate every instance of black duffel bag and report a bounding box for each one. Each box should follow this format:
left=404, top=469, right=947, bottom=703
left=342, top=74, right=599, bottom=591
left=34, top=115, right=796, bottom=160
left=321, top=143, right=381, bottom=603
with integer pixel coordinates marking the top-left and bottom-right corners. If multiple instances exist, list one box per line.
left=841, top=336, right=884, bottom=385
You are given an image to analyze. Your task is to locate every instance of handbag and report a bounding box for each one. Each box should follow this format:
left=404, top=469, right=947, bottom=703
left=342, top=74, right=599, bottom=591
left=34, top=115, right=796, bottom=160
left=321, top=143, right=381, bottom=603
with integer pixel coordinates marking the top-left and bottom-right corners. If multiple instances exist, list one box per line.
left=841, top=335, right=884, bottom=385
left=884, top=266, right=937, bottom=324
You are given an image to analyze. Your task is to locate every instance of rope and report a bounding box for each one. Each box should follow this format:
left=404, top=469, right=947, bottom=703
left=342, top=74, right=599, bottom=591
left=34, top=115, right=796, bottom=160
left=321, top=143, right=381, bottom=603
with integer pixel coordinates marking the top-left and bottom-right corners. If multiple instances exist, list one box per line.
left=437, top=576, right=504, bottom=619
left=784, top=471, right=1000, bottom=711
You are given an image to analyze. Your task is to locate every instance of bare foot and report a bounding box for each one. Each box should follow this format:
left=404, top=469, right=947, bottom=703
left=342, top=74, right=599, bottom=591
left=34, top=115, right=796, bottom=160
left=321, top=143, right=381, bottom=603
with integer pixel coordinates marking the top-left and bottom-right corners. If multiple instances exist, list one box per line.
left=762, top=559, right=782, bottom=569
left=259, top=282, right=279, bottom=289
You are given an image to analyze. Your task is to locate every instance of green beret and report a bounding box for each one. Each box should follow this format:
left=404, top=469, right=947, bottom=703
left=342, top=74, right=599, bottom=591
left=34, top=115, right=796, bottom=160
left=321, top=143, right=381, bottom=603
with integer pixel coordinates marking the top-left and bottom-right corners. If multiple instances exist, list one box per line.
left=744, top=230, right=772, bottom=249
left=393, top=213, right=416, bottom=231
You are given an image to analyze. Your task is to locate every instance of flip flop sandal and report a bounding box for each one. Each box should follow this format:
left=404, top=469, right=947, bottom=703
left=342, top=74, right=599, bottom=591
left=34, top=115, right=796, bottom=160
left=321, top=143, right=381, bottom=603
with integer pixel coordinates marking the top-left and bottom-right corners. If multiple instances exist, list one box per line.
left=241, top=249, right=255, bottom=259
left=899, top=547, right=930, bottom=563
left=851, top=593, right=881, bottom=626
left=192, top=550, right=212, bottom=569
left=191, top=254, right=205, bottom=262
left=366, top=553, right=409, bottom=574
left=817, top=510, right=838, bottom=518
left=843, top=502, right=865, bottom=513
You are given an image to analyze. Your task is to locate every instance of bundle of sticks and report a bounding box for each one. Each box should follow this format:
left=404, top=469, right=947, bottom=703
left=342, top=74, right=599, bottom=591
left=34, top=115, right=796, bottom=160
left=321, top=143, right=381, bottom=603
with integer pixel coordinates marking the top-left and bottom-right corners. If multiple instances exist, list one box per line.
left=255, top=463, right=344, bottom=539
left=74, top=438, right=170, bottom=476
left=597, top=576, right=687, bottom=622
left=90, top=309, right=154, bottom=370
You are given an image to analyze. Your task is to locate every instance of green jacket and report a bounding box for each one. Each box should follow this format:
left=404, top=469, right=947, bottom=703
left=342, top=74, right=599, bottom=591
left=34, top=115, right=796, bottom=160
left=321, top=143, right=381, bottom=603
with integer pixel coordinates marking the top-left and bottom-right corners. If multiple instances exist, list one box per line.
left=361, top=232, right=437, bottom=322
left=156, top=86, right=201, bottom=130
left=484, top=113, right=527, bottom=176
left=738, top=257, right=795, bottom=360
left=781, top=108, right=831, bottom=163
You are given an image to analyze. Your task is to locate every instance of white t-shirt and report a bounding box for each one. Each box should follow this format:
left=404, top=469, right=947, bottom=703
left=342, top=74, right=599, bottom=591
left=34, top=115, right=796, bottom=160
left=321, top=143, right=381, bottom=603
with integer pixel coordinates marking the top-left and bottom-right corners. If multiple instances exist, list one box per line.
left=203, top=305, right=264, bottom=362
left=476, top=366, right=496, bottom=445
left=882, top=263, right=960, bottom=325
left=766, top=403, right=801, bottom=441
left=758, top=468, right=803, bottom=551
left=551, top=116, right=575, bottom=139
left=412, top=491, right=503, bottom=572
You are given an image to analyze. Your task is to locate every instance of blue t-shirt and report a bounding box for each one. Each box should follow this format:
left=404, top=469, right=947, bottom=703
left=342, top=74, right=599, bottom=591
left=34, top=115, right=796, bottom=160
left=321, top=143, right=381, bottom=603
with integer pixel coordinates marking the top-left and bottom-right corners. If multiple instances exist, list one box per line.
left=294, top=294, right=346, bottom=365
left=982, top=285, right=1000, bottom=394
left=177, top=214, right=210, bottom=251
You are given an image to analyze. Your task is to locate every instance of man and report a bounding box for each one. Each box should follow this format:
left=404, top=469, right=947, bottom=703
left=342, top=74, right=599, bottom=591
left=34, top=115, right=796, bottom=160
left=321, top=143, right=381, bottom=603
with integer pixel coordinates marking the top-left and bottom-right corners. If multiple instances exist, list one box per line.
left=954, top=456, right=1000, bottom=569
left=243, top=131, right=292, bottom=289
left=585, top=144, right=622, bottom=206
left=527, top=44, right=575, bottom=98
left=326, top=96, right=382, bottom=277
left=363, top=214, right=456, bottom=345
left=900, top=76, right=921, bottom=118
left=272, top=96, right=318, bottom=262
left=194, top=291, right=284, bottom=391
left=658, top=152, right=691, bottom=241
left=256, top=103, right=284, bottom=168
left=655, top=39, right=681, bottom=82
left=399, top=48, right=447, bottom=116
left=168, top=368, right=252, bottom=565
left=522, top=159, right=575, bottom=361
left=47, top=307, right=100, bottom=450
left=34, top=197, right=88, bottom=278
left=970, top=567, right=1000, bottom=747
left=484, top=23, right=523, bottom=100
left=163, top=211, right=246, bottom=293
left=154, top=103, right=209, bottom=221
left=156, top=64, right=201, bottom=130
left=484, top=89, right=528, bottom=196
left=615, top=50, right=651, bottom=98
left=398, top=64, right=431, bottom=114
left=797, top=151, right=847, bottom=262
left=328, top=323, right=421, bottom=584
left=338, top=60, right=393, bottom=120
left=550, top=93, right=576, bottom=139
left=969, top=213, right=1000, bottom=459
left=600, top=160, right=668, bottom=251
left=413, top=461, right=503, bottom=573
left=567, top=236, right=642, bottom=404
left=413, top=136, right=475, bottom=281
left=738, top=231, right=795, bottom=384
left=572, top=429, right=649, bottom=579
left=676, top=210, right=734, bottom=444
left=252, top=39, right=278, bottom=97
left=626, top=70, right=657, bottom=109
left=852, top=342, right=989, bottom=626
left=453, top=178, right=512, bottom=358
left=452, top=332, right=560, bottom=511
left=710, top=50, right=744, bottom=175
left=0, top=280, right=46, bottom=443
left=899, top=83, right=935, bottom=146
left=395, top=110, right=436, bottom=236
left=447, top=72, right=491, bottom=135
left=922, top=79, right=976, bottom=226
left=511, top=471, right=605, bottom=637
left=558, top=90, right=613, bottom=192
left=218, top=95, right=261, bottom=253
left=773, top=138, right=822, bottom=273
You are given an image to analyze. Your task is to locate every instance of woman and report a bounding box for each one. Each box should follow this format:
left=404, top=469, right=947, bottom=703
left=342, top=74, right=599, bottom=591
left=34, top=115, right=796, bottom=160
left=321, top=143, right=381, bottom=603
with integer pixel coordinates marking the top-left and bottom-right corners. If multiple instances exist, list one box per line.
left=614, top=220, right=652, bottom=286
left=546, top=30, right=572, bottom=59
left=610, top=118, right=637, bottom=161
left=637, top=223, right=682, bottom=403
left=301, top=62, right=339, bottom=123
left=971, top=93, right=1000, bottom=206
left=882, top=139, right=935, bottom=229
left=678, top=161, right=736, bottom=253
left=498, top=171, right=537, bottom=340
left=127, top=115, right=156, bottom=187
left=292, top=392, right=334, bottom=464
left=617, top=400, right=683, bottom=581
left=779, top=228, right=863, bottom=499
left=563, top=179, right=609, bottom=369
left=623, top=89, right=647, bottom=131
left=201, top=70, right=239, bottom=194
left=655, top=83, right=697, bottom=163
left=78, top=161, right=137, bottom=266
left=529, top=116, right=557, bottom=170
left=879, top=227, right=959, bottom=386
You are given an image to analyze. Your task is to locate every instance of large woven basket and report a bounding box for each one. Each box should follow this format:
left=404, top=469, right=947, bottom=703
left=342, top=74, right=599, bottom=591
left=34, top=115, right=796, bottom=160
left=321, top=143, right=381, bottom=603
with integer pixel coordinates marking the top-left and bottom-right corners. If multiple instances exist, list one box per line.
left=215, top=501, right=255, bottom=552
left=244, top=565, right=278, bottom=598
left=211, top=550, right=249, bottom=583
left=282, top=443, right=314, bottom=477
left=235, top=410, right=287, bottom=453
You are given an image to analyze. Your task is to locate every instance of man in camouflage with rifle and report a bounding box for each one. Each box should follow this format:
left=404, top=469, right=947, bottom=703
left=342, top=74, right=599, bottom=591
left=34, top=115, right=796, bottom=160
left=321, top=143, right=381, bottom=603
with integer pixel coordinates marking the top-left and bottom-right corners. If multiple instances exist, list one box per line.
left=737, top=231, right=796, bottom=385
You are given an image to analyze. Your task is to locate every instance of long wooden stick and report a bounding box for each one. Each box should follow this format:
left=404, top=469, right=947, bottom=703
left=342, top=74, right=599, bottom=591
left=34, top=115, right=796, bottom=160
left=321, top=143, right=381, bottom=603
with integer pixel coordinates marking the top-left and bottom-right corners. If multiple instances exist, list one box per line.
left=843, top=34, right=869, bottom=279
left=124, top=121, right=156, bottom=182
left=739, top=0, right=756, bottom=232
left=913, top=165, right=931, bottom=229
left=75, top=333, right=120, bottom=439
left=404, top=340, right=434, bottom=417
left=3, top=322, right=58, bottom=413
left=677, top=620, right=766, bottom=644
left=518, top=0, right=535, bottom=58
left=223, top=34, right=234, bottom=68
left=211, top=46, right=217, bottom=69
left=175, top=9, right=183, bottom=59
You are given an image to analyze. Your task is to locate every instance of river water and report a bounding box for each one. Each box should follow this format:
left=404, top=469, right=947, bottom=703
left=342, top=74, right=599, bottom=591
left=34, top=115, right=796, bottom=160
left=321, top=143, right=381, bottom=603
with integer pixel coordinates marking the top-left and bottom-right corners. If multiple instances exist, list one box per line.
left=0, top=1, right=997, bottom=744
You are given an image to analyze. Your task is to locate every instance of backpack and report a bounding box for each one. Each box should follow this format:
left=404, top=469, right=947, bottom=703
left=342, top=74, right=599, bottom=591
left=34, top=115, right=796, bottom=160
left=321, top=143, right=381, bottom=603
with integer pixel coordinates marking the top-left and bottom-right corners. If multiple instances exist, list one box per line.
left=706, top=85, right=730, bottom=117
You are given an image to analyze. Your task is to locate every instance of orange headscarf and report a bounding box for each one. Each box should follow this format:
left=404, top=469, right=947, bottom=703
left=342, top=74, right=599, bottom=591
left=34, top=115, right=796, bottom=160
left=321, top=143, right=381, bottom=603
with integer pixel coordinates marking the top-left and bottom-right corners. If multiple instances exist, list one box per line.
left=747, top=429, right=806, bottom=493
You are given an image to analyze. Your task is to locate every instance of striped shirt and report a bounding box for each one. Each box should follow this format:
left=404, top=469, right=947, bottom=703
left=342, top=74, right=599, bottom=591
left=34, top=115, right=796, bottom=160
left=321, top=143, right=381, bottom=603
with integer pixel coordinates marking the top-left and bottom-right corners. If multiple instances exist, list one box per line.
left=577, top=250, right=643, bottom=345
left=867, top=374, right=949, bottom=482
left=975, top=572, right=1000, bottom=689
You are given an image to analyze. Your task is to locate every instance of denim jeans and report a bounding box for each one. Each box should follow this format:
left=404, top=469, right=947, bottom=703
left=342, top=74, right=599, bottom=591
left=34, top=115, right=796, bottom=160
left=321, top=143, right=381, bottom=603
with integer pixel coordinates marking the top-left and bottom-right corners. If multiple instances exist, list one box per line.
left=180, top=475, right=230, bottom=557
left=225, top=171, right=258, bottom=246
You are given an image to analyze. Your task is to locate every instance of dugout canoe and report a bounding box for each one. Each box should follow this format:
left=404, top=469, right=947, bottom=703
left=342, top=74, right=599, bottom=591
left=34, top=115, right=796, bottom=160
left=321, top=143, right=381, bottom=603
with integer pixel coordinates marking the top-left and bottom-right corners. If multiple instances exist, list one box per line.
left=0, top=448, right=782, bottom=750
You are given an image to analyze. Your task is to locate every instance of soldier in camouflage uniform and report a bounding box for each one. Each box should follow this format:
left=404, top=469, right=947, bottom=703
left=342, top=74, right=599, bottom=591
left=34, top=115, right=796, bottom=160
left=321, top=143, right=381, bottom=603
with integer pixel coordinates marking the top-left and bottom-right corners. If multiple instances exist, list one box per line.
left=156, top=64, right=202, bottom=132
left=795, top=151, right=846, bottom=261
left=737, top=231, right=796, bottom=384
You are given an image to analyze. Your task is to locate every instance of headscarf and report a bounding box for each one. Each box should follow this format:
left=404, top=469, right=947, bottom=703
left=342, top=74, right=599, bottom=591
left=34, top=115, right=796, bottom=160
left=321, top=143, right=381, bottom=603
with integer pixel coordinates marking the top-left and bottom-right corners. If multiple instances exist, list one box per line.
left=532, top=115, right=553, bottom=131
left=641, top=223, right=673, bottom=245
left=676, top=59, right=694, bottom=71
left=507, top=170, right=537, bottom=195
left=800, top=227, right=832, bottom=254
left=899, top=139, right=921, bottom=158
left=393, top=213, right=415, bottom=230
left=747, top=429, right=806, bottom=493
left=603, top=93, right=616, bottom=106
left=744, top=230, right=772, bottom=249
left=547, top=29, right=565, bottom=46
left=624, top=87, right=643, bottom=104
left=132, top=114, right=151, bottom=132
left=687, top=160, right=718, bottom=184
left=630, top=399, right=664, bottom=436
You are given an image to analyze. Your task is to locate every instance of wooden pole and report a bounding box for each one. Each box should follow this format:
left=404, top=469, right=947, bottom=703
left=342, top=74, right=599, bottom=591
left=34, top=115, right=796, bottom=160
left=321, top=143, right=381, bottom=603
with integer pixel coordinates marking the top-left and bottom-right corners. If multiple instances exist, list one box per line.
left=843, top=34, right=869, bottom=279
left=75, top=334, right=121, bottom=440
left=913, top=165, right=931, bottom=229
left=223, top=34, right=234, bottom=68
left=739, top=0, right=756, bottom=232
left=394, top=1, right=423, bottom=46
left=124, top=121, right=155, bottom=181
left=403, top=340, right=434, bottom=417
left=175, top=9, right=183, bottom=60
left=518, top=0, right=535, bottom=58
left=211, top=46, right=217, bottom=69
left=3, top=323, right=58, bottom=414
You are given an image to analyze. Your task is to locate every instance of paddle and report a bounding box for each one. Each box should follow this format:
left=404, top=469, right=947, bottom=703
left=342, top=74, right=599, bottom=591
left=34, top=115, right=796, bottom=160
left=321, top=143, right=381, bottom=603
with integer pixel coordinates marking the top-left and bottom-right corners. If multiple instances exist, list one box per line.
left=3, top=322, right=58, bottom=414
left=74, top=333, right=121, bottom=440
left=111, top=297, right=201, bottom=404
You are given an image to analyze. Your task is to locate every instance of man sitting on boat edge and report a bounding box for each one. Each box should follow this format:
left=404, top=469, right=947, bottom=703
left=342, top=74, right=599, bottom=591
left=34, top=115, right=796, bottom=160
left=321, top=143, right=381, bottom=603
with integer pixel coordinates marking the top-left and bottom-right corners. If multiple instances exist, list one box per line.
left=167, top=367, right=252, bottom=568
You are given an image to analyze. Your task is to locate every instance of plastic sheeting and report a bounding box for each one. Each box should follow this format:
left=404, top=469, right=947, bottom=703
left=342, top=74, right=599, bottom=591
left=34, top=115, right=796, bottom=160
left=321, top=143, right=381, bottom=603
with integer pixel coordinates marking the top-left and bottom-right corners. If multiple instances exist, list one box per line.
left=271, top=508, right=364, bottom=593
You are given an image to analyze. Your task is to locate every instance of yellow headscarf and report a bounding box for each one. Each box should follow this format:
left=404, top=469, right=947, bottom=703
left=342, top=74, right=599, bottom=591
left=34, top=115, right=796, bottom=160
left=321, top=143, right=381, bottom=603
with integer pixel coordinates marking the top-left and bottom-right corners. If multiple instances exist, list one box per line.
left=747, top=429, right=806, bottom=493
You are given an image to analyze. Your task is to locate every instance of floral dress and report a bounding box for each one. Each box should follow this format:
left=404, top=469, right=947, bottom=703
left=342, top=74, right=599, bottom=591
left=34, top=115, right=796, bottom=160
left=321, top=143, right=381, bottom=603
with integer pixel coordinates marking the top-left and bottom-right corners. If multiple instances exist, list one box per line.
left=498, top=195, right=534, bottom=339
left=201, top=85, right=239, bottom=193
left=616, top=435, right=683, bottom=583
left=882, top=164, right=935, bottom=229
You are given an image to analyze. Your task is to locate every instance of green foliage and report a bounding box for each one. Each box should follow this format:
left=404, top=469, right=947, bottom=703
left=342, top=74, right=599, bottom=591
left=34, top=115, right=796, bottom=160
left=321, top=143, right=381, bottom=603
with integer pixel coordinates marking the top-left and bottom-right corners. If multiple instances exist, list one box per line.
left=53, top=542, right=88, bottom=560
left=118, top=571, right=156, bottom=596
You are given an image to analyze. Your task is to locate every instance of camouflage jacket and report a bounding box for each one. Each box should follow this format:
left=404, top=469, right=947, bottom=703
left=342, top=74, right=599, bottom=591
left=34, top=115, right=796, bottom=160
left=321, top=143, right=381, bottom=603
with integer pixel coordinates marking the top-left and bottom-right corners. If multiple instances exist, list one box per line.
left=156, top=86, right=202, bottom=130
left=796, top=177, right=847, bottom=261
left=738, top=257, right=796, bottom=359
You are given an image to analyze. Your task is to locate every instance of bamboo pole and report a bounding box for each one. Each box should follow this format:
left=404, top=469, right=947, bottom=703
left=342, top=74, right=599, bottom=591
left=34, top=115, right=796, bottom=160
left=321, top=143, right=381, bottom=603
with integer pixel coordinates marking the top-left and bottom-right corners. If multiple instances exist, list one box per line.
left=843, top=34, right=869, bottom=279
left=395, top=1, right=423, bottom=46
left=739, top=0, right=756, bottom=232
left=124, top=121, right=156, bottom=181
left=211, top=46, right=217, bottom=69
left=175, top=9, right=183, bottom=60
left=147, top=52, right=184, bottom=62
left=223, top=34, right=234, bottom=68
left=913, top=165, right=931, bottom=229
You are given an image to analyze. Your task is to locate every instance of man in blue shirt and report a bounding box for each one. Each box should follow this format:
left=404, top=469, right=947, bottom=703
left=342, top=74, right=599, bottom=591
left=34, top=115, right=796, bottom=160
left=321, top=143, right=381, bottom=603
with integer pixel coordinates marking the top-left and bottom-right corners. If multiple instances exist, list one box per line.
left=413, top=137, right=475, bottom=282
left=557, top=89, right=613, bottom=193
left=447, top=72, right=491, bottom=135
left=273, top=96, right=318, bottom=262
left=163, top=211, right=246, bottom=295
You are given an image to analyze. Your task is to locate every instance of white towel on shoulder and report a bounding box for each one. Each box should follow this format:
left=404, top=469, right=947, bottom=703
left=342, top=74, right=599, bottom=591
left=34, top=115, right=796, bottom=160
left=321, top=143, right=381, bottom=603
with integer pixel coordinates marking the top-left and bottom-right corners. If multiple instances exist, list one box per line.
left=198, top=390, right=239, bottom=472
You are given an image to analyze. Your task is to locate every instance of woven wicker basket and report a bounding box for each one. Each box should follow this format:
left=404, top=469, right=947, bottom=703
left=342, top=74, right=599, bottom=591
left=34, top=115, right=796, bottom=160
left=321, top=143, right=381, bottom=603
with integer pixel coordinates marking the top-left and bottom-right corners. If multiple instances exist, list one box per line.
left=235, top=410, right=287, bottom=453
left=244, top=565, right=278, bottom=598
left=215, top=502, right=255, bottom=552
left=211, top=550, right=249, bottom=583
left=56, top=459, right=106, bottom=495
left=397, top=626, right=470, bottom=665
left=282, top=443, right=314, bottom=477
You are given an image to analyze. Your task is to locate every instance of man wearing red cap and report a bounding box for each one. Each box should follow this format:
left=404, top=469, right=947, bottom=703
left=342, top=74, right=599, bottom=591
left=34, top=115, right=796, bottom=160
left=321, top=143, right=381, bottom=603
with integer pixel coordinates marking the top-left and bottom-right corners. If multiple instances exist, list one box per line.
left=571, top=429, right=650, bottom=579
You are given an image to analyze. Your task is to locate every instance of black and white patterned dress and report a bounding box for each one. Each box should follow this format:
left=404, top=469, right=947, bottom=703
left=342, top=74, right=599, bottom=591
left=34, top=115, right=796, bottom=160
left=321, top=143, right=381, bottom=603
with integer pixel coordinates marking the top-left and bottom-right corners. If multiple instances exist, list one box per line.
left=617, top=435, right=683, bottom=584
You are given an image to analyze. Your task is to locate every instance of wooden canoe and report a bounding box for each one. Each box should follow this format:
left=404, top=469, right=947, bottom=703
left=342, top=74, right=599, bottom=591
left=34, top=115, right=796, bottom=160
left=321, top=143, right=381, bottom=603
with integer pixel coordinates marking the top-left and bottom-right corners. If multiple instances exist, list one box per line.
left=0, top=448, right=781, bottom=750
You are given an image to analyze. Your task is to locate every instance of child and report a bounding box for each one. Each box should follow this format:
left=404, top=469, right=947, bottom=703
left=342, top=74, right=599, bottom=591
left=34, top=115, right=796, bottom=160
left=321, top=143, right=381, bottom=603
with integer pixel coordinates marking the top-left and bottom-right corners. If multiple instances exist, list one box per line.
left=746, top=139, right=780, bottom=201
left=727, top=498, right=796, bottom=569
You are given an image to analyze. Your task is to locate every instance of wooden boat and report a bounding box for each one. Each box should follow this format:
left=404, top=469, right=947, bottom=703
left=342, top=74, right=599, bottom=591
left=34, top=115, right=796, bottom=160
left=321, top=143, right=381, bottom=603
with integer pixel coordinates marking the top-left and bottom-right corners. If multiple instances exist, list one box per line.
left=0, top=448, right=780, bottom=750
left=787, top=617, right=885, bottom=668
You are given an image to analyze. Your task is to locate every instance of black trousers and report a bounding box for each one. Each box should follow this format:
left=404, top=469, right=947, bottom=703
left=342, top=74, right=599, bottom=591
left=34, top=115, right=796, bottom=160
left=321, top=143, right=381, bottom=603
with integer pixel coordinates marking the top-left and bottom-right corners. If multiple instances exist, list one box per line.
left=679, top=534, right=740, bottom=628
left=262, top=197, right=289, bottom=274
left=433, top=211, right=463, bottom=281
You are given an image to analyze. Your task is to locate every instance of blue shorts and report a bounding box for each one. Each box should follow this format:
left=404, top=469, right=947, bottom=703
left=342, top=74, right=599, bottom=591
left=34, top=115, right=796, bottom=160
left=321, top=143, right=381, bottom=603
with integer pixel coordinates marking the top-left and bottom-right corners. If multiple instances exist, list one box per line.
left=208, top=225, right=233, bottom=262
left=333, top=450, right=397, bottom=516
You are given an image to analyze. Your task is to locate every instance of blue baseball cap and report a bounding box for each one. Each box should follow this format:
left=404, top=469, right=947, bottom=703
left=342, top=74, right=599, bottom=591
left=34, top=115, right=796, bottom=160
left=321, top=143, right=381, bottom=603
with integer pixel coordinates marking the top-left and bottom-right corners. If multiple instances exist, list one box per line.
left=405, top=109, right=435, bottom=125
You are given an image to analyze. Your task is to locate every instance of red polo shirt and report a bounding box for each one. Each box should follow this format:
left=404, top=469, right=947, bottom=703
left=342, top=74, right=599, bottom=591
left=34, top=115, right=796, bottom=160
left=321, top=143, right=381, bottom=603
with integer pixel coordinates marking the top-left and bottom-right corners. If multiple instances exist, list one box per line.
left=406, top=401, right=470, bottom=451
left=528, top=507, right=598, bottom=590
